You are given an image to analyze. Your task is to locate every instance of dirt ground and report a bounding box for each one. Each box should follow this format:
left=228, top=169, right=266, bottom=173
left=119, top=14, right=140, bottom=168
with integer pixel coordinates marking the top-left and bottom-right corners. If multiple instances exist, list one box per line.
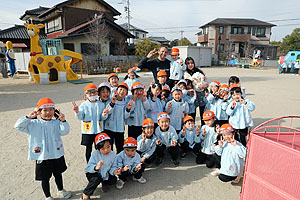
left=1, top=66, right=299, bottom=200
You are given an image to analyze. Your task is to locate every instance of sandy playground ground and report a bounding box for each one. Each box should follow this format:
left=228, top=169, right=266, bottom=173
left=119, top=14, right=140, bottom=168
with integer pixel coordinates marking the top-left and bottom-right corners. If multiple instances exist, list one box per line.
left=1, top=66, right=300, bottom=200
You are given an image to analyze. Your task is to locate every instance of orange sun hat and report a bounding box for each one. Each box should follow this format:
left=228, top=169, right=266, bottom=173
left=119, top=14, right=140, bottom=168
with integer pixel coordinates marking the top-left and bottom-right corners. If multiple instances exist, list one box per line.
left=95, top=133, right=111, bottom=145
left=170, top=48, right=180, bottom=56
left=183, top=115, right=194, bottom=123
left=157, top=70, right=167, bottom=77
left=37, top=97, right=55, bottom=109
left=84, top=83, right=97, bottom=93
left=157, top=112, right=170, bottom=121
left=117, top=82, right=129, bottom=90
left=220, top=84, right=230, bottom=92
left=107, top=73, right=119, bottom=81
left=210, top=81, right=221, bottom=87
left=220, top=124, right=234, bottom=134
left=123, top=137, right=137, bottom=148
left=202, top=110, right=215, bottom=121
left=142, top=118, right=154, bottom=128
left=131, top=82, right=144, bottom=91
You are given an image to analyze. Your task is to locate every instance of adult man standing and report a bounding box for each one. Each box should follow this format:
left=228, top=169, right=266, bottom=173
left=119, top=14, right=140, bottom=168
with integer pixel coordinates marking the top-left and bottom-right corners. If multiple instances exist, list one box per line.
left=137, top=45, right=171, bottom=83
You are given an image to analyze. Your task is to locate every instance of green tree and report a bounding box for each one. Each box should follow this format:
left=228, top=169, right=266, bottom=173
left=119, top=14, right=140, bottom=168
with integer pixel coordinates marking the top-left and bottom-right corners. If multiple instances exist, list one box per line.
left=135, top=38, right=160, bottom=57
left=178, top=37, right=193, bottom=46
left=170, top=39, right=179, bottom=47
left=281, top=28, right=300, bottom=54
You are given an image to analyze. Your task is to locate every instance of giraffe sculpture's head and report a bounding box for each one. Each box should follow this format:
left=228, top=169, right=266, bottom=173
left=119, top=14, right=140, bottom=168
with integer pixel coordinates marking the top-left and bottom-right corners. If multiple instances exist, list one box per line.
left=24, top=23, right=44, bottom=38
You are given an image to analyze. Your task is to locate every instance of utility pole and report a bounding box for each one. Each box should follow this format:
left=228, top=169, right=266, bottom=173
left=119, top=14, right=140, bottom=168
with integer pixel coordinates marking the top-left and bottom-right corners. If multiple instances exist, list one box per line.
left=180, top=31, right=184, bottom=46
left=124, top=0, right=130, bottom=31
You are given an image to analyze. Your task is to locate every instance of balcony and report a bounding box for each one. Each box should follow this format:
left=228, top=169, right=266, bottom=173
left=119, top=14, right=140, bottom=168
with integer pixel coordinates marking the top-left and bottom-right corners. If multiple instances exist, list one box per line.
left=228, top=34, right=251, bottom=42
left=197, top=34, right=208, bottom=43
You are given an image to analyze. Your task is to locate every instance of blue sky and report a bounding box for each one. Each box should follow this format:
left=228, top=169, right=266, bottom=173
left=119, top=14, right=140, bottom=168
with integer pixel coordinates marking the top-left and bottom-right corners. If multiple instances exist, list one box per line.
left=1, top=0, right=299, bottom=43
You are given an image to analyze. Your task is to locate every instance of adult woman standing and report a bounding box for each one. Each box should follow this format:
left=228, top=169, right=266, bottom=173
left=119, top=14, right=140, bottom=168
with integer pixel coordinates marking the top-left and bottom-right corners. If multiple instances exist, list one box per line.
left=184, top=57, right=209, bottom=126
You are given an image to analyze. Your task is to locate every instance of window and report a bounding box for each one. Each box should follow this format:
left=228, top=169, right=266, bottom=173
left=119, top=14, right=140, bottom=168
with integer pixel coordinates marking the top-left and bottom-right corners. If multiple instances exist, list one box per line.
left=64, top=43, right=75, bottom=51
left=231, top=44, right=235, bottom=52
left=256, top=27, right=266, bottom=36
left=46, top=16, right=62, bottom=33
left=231, top=27, right=244, bottom=34
left=217, top=44, right=224, bottom=52
left=203, top=27, right=208, bottom=35
left=219, top=26, right=224, bottom=34
left=252, top=27, right=257, bottom=35
left=248, top=27, right=251, bottom=34
left=135, top=32, right=139, bottom=38
left=81, top=43, right=97, bottom=55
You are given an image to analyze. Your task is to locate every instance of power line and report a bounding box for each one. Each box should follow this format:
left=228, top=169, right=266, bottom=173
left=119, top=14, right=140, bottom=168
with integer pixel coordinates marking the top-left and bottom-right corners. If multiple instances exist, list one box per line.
left=269, top=18, right=300, bottom=22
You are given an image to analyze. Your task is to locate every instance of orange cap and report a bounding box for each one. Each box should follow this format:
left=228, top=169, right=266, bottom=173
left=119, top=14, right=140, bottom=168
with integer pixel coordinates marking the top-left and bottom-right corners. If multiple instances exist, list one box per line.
left=230, top=84, right=240, bottom=90
left=210, top=81, right=220, bottom=87
left=220, top=124, right=234, bottom=134
left=202, top=110, right=215, bottom=121
left=84, top=83, right=97, bottom=93
left=128, top=68, right=135, bottom=73
left=131, top=82, right=144, bottom=91
left=37, top=97, right=55, bottom=109
left=123, top=137, right=137, bottom=148
left=157, top=70, right=167, bottom=77
left=142, top=118, right=154, bottom=128
left=170, top=48, right=180, bottom=56
left=220, top=84, right=230, bottom=92
left=117, top=82, right=129, bottom=90
left=157, top=112, right=170, bottom=121
left=107, top=73, right=118, bottom=81
left=183, top=115, right=194, bottom=123
left=162, top=86, right=170, bottom=91
left=95, top=133, right=111, bottom=145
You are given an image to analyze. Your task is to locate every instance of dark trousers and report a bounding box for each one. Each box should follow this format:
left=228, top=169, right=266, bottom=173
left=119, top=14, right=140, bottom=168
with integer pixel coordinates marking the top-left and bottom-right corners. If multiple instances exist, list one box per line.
left=235, top=127, right=248, bottom=147
left=218, top=120, right=229, bottom=126
left=83, top=173, right=117, bottom=196
left=294, top=69, right=299, bottom=74
left=156, top=144, right=180, bottom=161
left=196, top=151, right=215, bottom=168
left=198, top=105, right=206, bottom=126
left=105, top=129, right=124, bottom=153
left=118, top=164, right=145, bottom=182
left=218, top=174, right=237, bottom=182
left=213, top=153, right=221, bottom=169
left=128, top=125, right=142, bottom=140
left=137, top=151, right=157, bottom=164
left=180, top=141, right=201, bottom=155
left=41, top=173, right=63, bottom=198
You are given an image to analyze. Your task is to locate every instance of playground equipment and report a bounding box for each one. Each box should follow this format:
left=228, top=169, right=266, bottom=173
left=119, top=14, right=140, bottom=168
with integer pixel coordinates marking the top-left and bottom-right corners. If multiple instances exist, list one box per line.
left=25, top=23, right=82, bottom=84
left=278, top=51, right=300, bottom=73
left=5, top=41, right=16, bottom=78
left=0, top=41, right=8, bottom=78
left=240, top=116, right=300, bottom=200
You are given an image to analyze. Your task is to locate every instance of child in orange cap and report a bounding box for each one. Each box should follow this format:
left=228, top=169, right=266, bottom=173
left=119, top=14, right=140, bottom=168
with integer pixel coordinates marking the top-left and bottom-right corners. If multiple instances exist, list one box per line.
left=72, top=83, right=112, bottom=163
left=107, top=73, right=119, bottom=98
left=228, top=76, right=246, bottom=98
left=169, top=47, right=186, bottom=88
left=126, top=82, right=150, bottom=139
left=214, top=124, right=246, bottom=184
left=14, top=97, right=71, bottom=200
left=178, top=115, right=201, bottom=159
left=196, top=110, right=219, bottom=168
left=157, top=70, right=170, bottom=90
left=161, top=86, right=171, bottom=103
left=124, top=68, right=140, bottom=95
left=81, top=133, right=121, bottom=199
left=104, top=83, right=133, bottom=153
left=115, top=137, right=146, bottom=189
left=155, top=112, right=180, bottom=166
left=137, top=118, right=159, bottom=166
left=146, top=82, right=164, bottom=128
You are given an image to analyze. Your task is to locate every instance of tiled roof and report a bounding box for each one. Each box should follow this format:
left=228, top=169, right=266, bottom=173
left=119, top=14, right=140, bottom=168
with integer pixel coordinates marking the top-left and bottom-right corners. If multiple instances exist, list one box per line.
left=120, top=23, right=148, bottom=33
left=20, top=6, right=50, bottom=20
left=0, top=25, right=47, bottom=40
left=200, top=18, right=276, bottom=28
left=149, top=36, right=170, bottom=43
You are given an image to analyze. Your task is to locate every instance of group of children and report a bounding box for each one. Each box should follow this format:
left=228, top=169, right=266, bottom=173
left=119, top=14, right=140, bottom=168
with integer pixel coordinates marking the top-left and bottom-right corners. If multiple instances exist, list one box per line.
left=14, top=48, right=256, bottom=200
left=280, top=59, right=300, bottom=74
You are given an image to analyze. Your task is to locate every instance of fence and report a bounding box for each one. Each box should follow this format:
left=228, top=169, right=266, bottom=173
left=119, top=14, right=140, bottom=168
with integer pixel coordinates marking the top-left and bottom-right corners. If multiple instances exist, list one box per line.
left=240, top=116, right=300, bottom=200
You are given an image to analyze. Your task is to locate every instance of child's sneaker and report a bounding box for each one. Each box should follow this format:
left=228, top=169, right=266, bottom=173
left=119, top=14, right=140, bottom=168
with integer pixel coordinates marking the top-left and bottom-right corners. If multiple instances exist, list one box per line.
left=116, top=179, right=125, bottom=189
left=171, top=159, right=179, bottom=167
left=81, top=195, right=91, bottom=200
left=231, top=176, right=242, bottom=184
left=45, top=197, right=54, bottom=200
left=57, top=189, right=72, bottom=199
left=101, top=183, right=109, bottom=192
left=180, top=152, right=187, bottom=159
left=133, top=176, right=147, bottom=184
left=210, top=168, right=220, bottom=176
left=155, top=157, right=163, bottom=166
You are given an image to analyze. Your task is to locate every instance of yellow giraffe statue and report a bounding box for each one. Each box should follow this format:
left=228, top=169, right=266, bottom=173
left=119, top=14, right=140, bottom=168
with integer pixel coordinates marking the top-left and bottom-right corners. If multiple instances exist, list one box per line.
left=25, top=23, right=82, bottom=84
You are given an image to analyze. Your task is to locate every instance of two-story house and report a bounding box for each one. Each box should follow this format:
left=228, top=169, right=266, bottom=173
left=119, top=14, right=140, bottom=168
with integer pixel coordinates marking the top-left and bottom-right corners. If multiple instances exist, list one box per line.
left=120, top=23, right=148, bottom=45
left=21, top=0, right=133, bottom=55
left=197, top=18, right=277, bottom=59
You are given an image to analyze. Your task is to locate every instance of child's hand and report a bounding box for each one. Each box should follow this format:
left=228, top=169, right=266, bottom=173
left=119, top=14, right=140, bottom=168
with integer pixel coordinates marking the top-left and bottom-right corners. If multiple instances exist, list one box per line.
left=171, top=139, right=176, bottom=146
left=218, top=136, right=224, bottom=148
left=232, top=101, right=237, bottom=109
left=156, top=139, right=161, bottom=145
left=196, top=126, right=200, bottom=136
left=168, top=102, right=172, bottom=109
left=28, top=109, right=38, bottom=119
left=135, top=163, right=142, bottom=171
left=205, top=90, right=209, bottom=97
left=193, top=89, right=197, bottom=97
left=95, top=160, right=104, bottom=170
left=111, top=91, right=117, bottom=103
left=72, top=101, right=79, bottom=113
left=142, top=132, right=146, bottom=142
left=216, top=124, right=220, bottom=134
left=150, top=80, right=155, bottom=87
left=182, top=125, right=186, bottom=137
left=202, top=127, right=207, bottom=137
left=114, top=167, right=121, bottom=175
left=123, top=165, right=130, bottom=172
left=103, top=105, right=110, bottom=116
left=127, top=99, right=133, bottom=110
left=180, top=59, right=183, bottom=66
left=240, top=97, right=246, bottom=104
left=141, top=157, right=146, bottom=163
left=56, top=109, right=65, bottom=121
left=142, top=91, right=147, bottom=102
left=231, top=138, right=237, bottom=147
